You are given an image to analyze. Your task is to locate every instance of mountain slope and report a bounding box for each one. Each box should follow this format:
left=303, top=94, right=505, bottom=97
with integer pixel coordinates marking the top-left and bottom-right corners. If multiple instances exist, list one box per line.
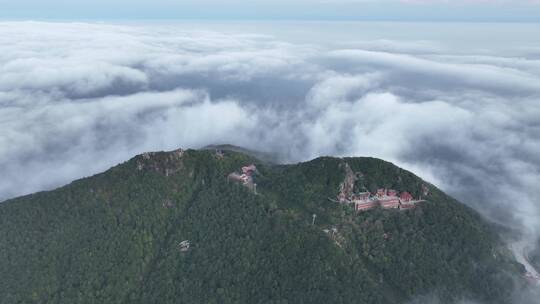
left=0, top=148, right=524, bottom=304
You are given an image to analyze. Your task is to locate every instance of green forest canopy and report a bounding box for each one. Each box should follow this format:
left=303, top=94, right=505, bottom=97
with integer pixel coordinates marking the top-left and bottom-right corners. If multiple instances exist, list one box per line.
left=0, top=148, right=527, bottom=304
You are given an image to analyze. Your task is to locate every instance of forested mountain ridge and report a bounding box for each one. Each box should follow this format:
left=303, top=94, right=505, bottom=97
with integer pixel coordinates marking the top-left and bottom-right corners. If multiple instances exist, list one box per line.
left=0, top=147, right=526, bottom=304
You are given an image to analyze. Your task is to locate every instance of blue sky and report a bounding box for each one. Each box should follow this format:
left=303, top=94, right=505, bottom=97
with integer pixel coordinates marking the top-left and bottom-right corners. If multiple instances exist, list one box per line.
left=1, top=0, right=540, bottom=21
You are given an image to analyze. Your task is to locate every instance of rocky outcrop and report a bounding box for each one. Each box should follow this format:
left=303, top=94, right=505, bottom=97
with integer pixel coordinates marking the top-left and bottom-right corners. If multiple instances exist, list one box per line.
left=337, top=162, right=357, bottom=202
left=135, top=148, right=186, bottom=177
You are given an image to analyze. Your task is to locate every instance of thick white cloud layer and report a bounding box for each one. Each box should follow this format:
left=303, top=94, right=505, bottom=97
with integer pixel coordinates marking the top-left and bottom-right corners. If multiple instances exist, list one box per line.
left=1, top=21, right=539, bottom=239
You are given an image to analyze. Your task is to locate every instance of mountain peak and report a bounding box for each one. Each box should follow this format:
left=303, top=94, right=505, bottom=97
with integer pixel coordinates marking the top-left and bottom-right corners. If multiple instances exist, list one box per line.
left=0, top=148, right=527, bottom=304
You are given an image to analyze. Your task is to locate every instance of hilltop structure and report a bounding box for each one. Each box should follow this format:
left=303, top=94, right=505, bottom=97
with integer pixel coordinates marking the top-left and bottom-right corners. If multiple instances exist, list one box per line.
left=334, top=162, right=425, bottom=211
left=348, top=188, right=423, bottom=212
left=229, top=164, right=256, bottom=184
left=228, top=164, right=258, bottom=192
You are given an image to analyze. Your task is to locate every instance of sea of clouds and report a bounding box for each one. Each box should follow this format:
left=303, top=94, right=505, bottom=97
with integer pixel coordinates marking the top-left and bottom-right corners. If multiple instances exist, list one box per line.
left=0, top=21, right=539, bottom=242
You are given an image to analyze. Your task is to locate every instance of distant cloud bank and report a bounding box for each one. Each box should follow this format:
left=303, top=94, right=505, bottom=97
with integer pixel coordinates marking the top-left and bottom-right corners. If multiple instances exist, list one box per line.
left=1, top=21, right=539, bottom=240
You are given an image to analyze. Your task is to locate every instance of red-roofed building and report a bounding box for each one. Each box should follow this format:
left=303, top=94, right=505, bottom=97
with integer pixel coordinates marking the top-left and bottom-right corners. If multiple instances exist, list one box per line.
left=376, top=188, right=386, bottom=197
left=242, top=164, right=257, bottom=175
left=400, top=192, right=413, bottom=202
left=379, top=197, right=400, bottom=209
left=400, top=192, right=419, bottom=209
left=387, top=189, right=397, bottom=197
left=353, top=192, right=370, bottom=201
left=355, top=200, right=378, bottom=212
left=228, top=172, right=252, bottom=185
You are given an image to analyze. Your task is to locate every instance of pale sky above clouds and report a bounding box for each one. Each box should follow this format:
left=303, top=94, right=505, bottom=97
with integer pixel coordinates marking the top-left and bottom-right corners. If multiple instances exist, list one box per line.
left=1, top=0, right=540, bottom=21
